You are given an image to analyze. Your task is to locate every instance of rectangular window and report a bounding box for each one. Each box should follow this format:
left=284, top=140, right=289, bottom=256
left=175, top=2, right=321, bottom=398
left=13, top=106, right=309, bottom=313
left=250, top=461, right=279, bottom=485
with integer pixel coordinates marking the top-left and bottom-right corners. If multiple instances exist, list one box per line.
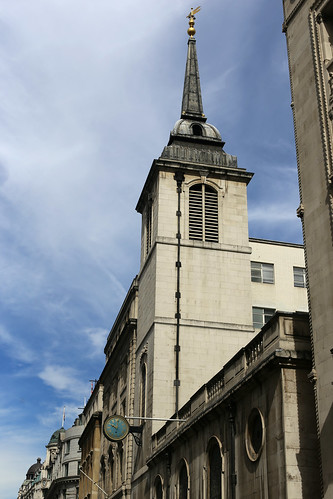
left=65, top=440, right=70, bottom=454
left=293, top=266, right=306, bottom=288
left=252, top=307, right=275, bottom=329
left=64, top=463, right=69, bottom=477
left=251, top=262, right=274, bottom=284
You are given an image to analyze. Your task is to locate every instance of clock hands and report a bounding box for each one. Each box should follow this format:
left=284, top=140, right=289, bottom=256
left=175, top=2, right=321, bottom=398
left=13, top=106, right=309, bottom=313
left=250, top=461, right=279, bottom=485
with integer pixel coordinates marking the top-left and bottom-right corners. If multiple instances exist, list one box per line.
left=104, top=415, right=129, bottom=442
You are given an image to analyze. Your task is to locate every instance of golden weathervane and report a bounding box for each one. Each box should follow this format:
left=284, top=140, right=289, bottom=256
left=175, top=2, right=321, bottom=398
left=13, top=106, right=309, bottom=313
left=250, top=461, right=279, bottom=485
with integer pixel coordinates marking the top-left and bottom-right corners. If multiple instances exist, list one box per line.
left=187, top=6, right=201, bottom=37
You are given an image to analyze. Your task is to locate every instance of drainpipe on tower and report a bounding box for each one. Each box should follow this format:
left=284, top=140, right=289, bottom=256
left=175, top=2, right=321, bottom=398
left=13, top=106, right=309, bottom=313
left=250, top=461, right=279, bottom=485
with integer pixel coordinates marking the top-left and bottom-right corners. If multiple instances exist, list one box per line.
left=174, top=171, right=184, bottom=416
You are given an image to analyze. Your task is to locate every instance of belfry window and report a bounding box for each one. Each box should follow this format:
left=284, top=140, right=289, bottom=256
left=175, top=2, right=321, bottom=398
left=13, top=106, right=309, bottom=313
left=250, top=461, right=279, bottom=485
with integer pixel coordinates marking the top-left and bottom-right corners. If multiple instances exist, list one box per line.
left=189, top=184, right=218, bottom=242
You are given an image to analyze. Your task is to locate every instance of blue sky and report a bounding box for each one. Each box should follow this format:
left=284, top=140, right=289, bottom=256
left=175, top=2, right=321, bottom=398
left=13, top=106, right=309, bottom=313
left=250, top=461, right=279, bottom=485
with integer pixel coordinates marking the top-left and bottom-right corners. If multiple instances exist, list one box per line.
left=0, top=1, right=301, bottom=497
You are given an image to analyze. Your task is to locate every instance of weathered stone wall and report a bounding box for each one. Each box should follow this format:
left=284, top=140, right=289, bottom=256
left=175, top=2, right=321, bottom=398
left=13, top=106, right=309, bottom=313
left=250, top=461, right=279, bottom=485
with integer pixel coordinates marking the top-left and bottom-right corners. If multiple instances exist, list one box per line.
left=282, top=1, right=333, bottom=495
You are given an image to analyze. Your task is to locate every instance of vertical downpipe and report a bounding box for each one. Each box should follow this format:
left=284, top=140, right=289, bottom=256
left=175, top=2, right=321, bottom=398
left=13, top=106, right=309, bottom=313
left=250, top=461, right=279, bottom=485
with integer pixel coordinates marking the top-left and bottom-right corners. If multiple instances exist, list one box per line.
left=228, top=403, right=237, bottom=499
left=174, top=171, right=184, bottom=416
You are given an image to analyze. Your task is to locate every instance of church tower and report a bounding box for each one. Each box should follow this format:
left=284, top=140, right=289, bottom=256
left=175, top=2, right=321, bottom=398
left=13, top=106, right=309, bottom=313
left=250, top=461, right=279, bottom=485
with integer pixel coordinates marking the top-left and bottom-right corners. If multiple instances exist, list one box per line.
left=135, top=11, right=254, bottom=436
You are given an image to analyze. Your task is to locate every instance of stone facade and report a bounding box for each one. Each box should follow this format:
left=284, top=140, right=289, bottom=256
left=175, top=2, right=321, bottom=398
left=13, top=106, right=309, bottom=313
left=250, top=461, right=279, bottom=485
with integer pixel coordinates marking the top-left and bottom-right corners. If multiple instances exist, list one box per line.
left=146, top=313, right=320, bottom=499
left=44, top=420, right=83, bottom=499
left=79, top=384, right=103, bottom=499
left=282, top=0, right=333, bottom=496
left=18, top=420, right=83, bottom=499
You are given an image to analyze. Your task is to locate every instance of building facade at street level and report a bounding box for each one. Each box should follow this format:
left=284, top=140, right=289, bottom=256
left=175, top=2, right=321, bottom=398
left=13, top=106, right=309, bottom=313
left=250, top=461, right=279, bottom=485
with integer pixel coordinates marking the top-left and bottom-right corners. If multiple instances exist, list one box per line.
left=78, top=12, right=321, bottom=499
left=282, top=0, right=333, bottom=496
left=18, top=419, right=83, bottom=499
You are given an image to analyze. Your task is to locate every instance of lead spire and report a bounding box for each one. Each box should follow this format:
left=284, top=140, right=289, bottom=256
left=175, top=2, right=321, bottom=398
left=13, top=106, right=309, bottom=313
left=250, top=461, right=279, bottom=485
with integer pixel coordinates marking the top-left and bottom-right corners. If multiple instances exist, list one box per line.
left=181, top=7, right=206, bottom=122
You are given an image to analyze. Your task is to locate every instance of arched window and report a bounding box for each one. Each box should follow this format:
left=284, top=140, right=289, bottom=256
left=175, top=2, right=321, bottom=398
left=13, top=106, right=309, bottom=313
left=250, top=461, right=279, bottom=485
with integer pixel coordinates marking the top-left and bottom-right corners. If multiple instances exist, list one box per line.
left=189, top=184, right=218, bottom=242
left=146, top=199, right=153, bottom=256
left=192, top=124, right=203, bottom=136
left=179, top=460, right=189, bottom=499
left=207, top=439, right=222, bottom=499
left=154, top=475, right=163, bottom=499
left=140, top=362, right=147, bottom=418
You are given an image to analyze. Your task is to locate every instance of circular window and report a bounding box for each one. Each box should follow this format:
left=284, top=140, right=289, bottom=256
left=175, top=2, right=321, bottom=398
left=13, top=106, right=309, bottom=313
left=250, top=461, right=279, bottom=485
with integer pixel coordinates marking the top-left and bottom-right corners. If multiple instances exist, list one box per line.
left=245, top=408, right=265, bottom=461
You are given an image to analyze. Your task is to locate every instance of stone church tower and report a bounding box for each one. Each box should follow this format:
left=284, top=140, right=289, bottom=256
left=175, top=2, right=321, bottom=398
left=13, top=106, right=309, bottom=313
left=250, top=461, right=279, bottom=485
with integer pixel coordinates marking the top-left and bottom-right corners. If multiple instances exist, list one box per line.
left=134, top=18, right=254, bottom=437
left=78, top=11, right=311, bottom=499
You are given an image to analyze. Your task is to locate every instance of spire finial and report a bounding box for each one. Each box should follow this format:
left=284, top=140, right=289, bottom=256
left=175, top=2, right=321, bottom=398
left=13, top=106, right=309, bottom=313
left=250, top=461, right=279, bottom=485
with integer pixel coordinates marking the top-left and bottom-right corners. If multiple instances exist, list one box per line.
left=187, top=6, right=201, bottom=38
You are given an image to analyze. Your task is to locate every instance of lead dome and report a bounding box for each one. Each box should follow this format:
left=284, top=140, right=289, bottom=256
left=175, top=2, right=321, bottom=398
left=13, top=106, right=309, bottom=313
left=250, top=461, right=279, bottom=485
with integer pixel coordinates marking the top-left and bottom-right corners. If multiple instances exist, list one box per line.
left=171, top=119, right=222, bottom=141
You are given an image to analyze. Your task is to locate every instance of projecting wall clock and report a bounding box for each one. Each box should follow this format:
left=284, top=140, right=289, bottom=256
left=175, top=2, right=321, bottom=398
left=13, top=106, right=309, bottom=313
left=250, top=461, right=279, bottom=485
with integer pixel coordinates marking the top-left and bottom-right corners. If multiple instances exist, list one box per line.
left=103, top=415, right=130, bottom=442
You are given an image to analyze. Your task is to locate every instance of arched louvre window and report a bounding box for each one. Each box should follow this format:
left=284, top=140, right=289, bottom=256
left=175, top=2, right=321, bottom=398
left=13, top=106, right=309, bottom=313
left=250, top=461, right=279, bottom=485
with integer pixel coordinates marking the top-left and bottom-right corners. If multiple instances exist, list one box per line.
left=179, top=460, right=189, bottom=499
left=208, top=440, right=222, bottom=499
left=189, top=184, right=218, bottom=242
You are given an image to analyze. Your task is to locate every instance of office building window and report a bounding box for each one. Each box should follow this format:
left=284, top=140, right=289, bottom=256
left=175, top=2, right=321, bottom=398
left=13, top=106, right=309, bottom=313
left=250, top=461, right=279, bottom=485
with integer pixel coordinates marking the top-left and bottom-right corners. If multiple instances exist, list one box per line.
left=251, top=262, right=274, bottom=284
left=189, top=184, right=218, bottom=242
left=293, top=266, right=306, bottom=288
left=252, top=307, right=275, bottom=329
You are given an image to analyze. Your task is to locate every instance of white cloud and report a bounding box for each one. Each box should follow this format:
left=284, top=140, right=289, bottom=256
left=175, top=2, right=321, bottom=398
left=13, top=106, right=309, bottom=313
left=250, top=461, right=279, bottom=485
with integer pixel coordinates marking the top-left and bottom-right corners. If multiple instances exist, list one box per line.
left=37, top=402, right=82, bottom=428
left=0, top=1, right=301, bottom=498
left=38, top=365, right=87, bottom=397
left=83, top=327, right=109, bottom=356
left=249, top=204, right=298, bottom=223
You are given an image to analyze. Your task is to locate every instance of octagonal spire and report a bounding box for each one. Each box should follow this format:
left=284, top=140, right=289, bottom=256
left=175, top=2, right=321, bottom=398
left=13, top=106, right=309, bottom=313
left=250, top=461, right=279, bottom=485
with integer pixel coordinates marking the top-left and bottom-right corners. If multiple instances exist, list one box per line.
left=181, top=10, right=206, bottom=122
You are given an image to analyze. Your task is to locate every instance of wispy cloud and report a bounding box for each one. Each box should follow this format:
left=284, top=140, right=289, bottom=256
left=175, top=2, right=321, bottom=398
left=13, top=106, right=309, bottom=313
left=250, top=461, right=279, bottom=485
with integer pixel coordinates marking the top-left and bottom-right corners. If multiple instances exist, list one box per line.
left=0, top=1, right=301, bottom=498
left=82, top=327, right=109, bottom=356
left=0, top=325, right=36, bottom=363
left=38, top=365, right=87, bottom=397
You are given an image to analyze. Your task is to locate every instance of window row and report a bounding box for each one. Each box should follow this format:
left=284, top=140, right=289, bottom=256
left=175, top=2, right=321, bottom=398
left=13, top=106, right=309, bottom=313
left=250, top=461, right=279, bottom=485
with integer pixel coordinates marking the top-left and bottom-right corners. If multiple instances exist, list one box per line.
left=251, top=262, right=306, bottom=288
left=153, top=438, right=223, bottom=499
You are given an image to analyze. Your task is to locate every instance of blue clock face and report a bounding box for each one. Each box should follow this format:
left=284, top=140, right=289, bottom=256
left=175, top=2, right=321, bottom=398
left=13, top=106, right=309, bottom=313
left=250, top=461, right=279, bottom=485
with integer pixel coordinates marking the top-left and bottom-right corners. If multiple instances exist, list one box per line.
left=103, top=415, right=129, bottom=441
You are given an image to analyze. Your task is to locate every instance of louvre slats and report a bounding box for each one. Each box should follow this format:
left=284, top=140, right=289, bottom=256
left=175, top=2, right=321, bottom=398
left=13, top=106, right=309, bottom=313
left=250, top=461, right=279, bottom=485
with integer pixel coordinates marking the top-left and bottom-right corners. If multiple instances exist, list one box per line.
left=189, top=189, right=203, bottom=240
left=204, top=189, right=218, bottom=242
left=189, top=185, right=218, bottom=242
